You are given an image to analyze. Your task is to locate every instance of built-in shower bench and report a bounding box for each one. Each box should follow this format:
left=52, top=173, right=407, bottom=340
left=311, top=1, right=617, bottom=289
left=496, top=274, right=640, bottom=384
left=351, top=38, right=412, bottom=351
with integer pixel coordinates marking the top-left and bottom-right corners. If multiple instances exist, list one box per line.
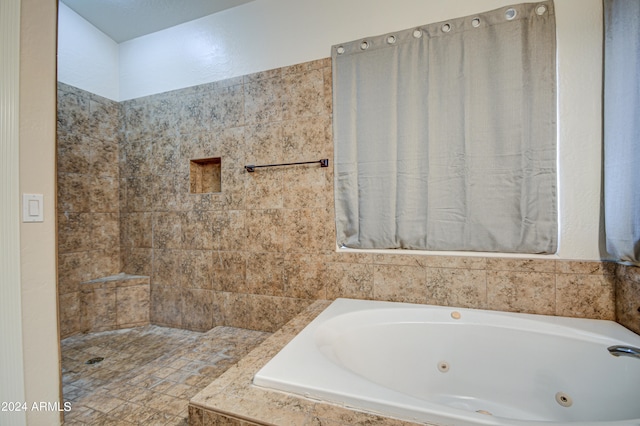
left=79, top=273, right=150, bottom=333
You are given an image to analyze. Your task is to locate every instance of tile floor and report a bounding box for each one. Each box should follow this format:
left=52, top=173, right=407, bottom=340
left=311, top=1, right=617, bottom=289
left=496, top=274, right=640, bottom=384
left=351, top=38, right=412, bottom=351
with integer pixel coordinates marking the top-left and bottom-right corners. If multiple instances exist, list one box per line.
left=61, top=325, right=270, bottom=425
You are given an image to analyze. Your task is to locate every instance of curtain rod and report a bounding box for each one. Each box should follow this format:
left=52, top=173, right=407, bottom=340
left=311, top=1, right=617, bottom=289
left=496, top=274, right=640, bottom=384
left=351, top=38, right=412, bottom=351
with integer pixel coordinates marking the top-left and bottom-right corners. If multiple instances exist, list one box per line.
left=244, top=159, right=329, bottom=172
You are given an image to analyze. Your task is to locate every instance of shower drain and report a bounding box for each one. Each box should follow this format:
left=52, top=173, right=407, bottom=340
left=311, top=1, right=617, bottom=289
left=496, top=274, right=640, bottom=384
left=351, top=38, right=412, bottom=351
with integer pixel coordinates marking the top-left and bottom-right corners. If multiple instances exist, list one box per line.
left=85, top=357, right=104, bottom=365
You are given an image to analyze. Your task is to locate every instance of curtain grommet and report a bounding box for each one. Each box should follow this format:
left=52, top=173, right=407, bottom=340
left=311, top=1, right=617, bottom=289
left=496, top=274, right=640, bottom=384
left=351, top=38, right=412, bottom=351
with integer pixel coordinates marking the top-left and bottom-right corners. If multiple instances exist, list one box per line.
left=336, top=46, right=345, bottom=55
left=472, top=17, right=481, bottom=28
left=386, top=35, right=396, bottom=44
left=413, top=29, right=422, bottom=38
left=360, top=41, right=369, bottom=50
left=536, top=4, right=547, bottom=15
left=505, top=8, right=517, bottom=20
left=441, top=23, right=452, bottom=33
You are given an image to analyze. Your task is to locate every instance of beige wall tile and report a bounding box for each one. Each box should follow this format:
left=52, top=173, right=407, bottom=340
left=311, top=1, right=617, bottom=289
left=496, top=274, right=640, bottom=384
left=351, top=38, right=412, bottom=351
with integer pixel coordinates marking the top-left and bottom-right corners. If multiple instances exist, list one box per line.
left=57, top=134, right=92, bottom=174
left=373, top=264, right=427, bottom=304
left=616, top=264, right=640, bottom=333
left=282, top=69, right=326, bottom=120
left=59, top=254, right=91, bottom=295
left=245, top=252, right=284, bottom=297
left=556, top=260, right=616, bottom=275
left=244, top=76, right=285, bottom=125
left=182, top=211, right=214, bottom=250
left=325, top=262, right=374, bottom=300
left=213, top=210, right=246, bottom=252
left=117, top=284, right=150, bottom=327
left=244, top=122, right=285, bottom=166
left=487, top=270, right=555, bottom=315
left=282, top=166, right=332, bottom=210
left=150, top=285, right=183, bottom=328
left=427, top=255, right=487, bottom=270
left=427, top=268, right=487, bottom=309
left=57, top=173, right=90, bottom=212
left=120, top=212, right=153, bottom=248
left=282, top=116, right=331, bottom=163
left=322, top=66, right=333, bottom=114
left=125, top=176, right=155, bottom=212
left=181, top=249, right=214, bottom=290
left=57, top=89, right=90, bottom=135
left=58, top=292, right=81, bottom=338
left=152, top=137, right=180, bottom=176
left=250, top=296, right=311, bottom=332
left=245, top=209, right=284, bottom=253
left=152, top=249, right=183, bottom=286
left=92, top=213, right=120, bottom=250
left=91, top=138, right=119, bottom=177
left=182, top=288, right=214, bottom=331
left=283, top=253, right=328, bottom=299
left=57, top=212, right=91, bottom=253
left=152, top=212, right=184, bottom=249
left=373, top=254, right=430, bottom=268
left=213, top=251, right=248, bottom=293
left=244, top=168, right=284, bottom=210
left=120, top=247, right=152, bottom=276
left=222, top=292, right=254, bottom=329
left=122, top=139, right=153, bottom=178
left=486, top=257, right=556, bottom=273
left=556, top=273, right=615, bottom=320
left=205, top=85, right=245, bottom=129
left=81, top=285, right=116, bottom=332
left=283, top=208, right=333, bottom=254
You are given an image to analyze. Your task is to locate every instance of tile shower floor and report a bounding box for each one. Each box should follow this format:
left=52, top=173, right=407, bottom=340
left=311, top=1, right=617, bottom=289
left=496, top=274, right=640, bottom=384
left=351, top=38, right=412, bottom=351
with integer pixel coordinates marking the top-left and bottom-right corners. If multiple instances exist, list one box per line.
left=61, top=325, right=270, bottom=425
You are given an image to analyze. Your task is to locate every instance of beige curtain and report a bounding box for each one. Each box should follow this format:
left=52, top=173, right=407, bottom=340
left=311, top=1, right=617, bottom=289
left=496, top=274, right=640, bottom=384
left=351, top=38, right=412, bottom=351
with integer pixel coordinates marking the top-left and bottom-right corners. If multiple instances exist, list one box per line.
left=333, top=1, right=557, bottom=253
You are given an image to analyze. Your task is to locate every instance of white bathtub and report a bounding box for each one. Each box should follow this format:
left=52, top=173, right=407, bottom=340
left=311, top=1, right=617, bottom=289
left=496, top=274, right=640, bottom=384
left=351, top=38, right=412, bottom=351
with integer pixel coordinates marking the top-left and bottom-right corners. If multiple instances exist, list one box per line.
left=253, top=298, right=640, bottom=426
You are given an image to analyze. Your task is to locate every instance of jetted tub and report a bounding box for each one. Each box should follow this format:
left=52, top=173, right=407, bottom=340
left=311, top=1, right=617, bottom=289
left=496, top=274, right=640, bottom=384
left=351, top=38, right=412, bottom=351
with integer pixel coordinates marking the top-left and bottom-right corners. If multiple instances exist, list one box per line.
left=253, top=298, right=640, bottom=426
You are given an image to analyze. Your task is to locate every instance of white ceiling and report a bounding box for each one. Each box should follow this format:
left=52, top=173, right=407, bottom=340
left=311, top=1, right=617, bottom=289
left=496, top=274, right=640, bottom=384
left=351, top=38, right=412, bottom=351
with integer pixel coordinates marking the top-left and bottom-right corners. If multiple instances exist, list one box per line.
left=60, top=0, right=255, bottom=43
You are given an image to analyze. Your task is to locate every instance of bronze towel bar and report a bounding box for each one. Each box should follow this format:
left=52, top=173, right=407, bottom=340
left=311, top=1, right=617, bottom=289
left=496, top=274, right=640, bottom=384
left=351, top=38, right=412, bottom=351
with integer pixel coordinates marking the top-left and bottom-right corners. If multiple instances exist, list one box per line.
left=244, top=159, right=329, bottom=172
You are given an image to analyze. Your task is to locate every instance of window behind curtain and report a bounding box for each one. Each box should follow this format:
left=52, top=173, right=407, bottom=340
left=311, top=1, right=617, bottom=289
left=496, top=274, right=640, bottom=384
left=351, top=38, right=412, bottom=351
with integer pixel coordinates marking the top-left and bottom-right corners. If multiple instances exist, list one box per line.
left=332, top=1, right=557, bottom=253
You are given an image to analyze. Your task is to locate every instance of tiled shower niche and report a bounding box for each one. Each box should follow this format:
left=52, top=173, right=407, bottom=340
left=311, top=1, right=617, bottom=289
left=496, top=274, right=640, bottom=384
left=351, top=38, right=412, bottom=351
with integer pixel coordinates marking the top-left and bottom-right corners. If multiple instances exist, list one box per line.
left=58, top=58, right=640, bottom=341
left=190, top=157, right=221, bottom=193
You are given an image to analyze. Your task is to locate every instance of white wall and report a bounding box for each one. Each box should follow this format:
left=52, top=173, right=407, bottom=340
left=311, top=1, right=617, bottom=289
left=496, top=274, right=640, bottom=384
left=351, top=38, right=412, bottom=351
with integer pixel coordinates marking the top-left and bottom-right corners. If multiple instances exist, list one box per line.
left=57, top=0, right=604, bottom=261
left=119, top=0, right=526, bottom=101
left=57, top=2, right=119, bottom=101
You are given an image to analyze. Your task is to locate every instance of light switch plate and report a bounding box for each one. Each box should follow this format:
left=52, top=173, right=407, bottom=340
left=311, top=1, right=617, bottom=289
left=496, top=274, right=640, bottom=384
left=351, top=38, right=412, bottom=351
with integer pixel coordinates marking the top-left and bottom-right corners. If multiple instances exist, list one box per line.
left=23, top=194, right=44, bottom=222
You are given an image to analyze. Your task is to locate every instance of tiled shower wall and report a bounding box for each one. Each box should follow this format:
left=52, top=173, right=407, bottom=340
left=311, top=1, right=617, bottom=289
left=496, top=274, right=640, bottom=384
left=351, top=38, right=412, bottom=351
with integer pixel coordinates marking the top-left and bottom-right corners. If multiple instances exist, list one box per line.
left=57, top=83, right=122, bottom=338
left=119, top=59, right=334, bottom=332
left=57, top=58, right=640, bottom=338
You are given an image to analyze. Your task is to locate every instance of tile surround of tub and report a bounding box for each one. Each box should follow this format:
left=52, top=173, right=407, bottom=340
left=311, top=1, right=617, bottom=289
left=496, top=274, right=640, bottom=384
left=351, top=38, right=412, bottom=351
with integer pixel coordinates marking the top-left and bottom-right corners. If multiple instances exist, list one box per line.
left=58, top=58, right=640, bottom=338
left=190, top=284, right=640, bottom=425
left=189, top=300, right=429, bottom=426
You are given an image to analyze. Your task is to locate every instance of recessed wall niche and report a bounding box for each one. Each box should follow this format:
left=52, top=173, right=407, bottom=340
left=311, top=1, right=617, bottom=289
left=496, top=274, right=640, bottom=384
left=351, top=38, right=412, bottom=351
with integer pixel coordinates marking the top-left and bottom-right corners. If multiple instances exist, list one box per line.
left=190, top=157, right=221, bottom=193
